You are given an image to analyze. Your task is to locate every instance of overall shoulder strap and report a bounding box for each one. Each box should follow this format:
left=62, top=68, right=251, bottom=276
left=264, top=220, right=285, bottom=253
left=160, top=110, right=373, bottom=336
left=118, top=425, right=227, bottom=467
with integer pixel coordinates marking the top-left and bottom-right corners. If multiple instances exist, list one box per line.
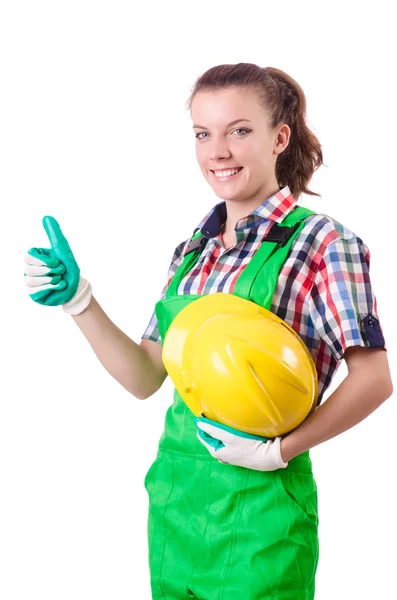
left=166, top=229, right=207, bottom=297
left=167, top=206, right=316, bottom=300
left=262, top=206, right=316, bottom=247
left=235, top=206, right=317, bottom=308
left=281, top=206, right=316, bottom=226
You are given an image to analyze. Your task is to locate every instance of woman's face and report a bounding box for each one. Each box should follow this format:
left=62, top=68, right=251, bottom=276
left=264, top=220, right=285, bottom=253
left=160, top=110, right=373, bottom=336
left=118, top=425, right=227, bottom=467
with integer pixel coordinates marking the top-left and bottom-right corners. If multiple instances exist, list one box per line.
left=191, top=87, right=290, bottom=202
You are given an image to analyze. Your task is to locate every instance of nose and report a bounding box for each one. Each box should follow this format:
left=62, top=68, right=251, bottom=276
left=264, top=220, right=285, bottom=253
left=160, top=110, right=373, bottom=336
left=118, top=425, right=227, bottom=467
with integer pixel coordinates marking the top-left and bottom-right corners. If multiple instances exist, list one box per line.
left=211, top=143, right=231, bottom=155
left=208, top=137, right=232, bottom=162
left=210, top=148, right=232, bottom=163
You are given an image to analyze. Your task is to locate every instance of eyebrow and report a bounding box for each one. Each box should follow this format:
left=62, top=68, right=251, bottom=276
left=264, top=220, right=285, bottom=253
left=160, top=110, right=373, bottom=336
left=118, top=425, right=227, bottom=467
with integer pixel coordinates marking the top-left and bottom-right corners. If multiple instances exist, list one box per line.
left=192, top=118, right=252, bottom=130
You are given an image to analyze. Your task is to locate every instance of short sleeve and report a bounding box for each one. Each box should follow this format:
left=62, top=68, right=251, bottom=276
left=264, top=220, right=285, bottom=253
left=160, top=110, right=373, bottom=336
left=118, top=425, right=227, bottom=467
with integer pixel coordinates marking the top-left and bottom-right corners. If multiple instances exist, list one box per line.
left=307, top=235, right=386, bottom=361
left=141, top=238, right=190, bottom=344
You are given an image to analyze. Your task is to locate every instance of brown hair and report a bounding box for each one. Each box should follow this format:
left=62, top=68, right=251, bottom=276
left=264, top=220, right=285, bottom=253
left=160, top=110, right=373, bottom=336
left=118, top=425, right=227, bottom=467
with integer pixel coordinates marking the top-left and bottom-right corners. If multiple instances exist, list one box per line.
left=186, top=63, right=324, bottom=200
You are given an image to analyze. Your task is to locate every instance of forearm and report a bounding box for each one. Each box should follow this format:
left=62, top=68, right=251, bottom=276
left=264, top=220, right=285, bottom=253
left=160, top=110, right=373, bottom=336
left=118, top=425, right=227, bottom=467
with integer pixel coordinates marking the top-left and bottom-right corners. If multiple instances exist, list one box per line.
left=70, top=295, right=161, bottom=399
left=280, top=371, right=393, bottom=463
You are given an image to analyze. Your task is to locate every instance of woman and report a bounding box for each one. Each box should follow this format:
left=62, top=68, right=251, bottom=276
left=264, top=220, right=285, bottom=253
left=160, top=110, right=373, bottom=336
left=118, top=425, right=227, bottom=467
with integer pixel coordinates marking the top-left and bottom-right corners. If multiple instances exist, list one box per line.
left=24, top=64, right=393, bottom=599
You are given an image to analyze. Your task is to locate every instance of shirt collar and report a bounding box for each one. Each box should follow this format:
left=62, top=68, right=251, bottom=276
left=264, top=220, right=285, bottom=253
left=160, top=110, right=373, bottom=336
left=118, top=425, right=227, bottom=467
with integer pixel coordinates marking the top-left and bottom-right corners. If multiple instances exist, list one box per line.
left=197, top=185, right=298, bottom=239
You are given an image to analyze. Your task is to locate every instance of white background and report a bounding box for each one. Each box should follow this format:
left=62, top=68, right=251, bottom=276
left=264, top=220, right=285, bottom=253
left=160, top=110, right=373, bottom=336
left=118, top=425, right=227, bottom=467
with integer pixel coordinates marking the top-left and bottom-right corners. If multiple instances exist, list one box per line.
left=1, top=1, right=396, bottom=598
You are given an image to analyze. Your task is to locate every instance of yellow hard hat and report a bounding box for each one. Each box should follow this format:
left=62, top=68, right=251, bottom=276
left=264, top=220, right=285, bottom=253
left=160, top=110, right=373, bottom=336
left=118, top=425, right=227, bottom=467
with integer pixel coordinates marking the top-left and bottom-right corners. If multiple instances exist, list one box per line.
left=162, top=293, right=318, bottom=438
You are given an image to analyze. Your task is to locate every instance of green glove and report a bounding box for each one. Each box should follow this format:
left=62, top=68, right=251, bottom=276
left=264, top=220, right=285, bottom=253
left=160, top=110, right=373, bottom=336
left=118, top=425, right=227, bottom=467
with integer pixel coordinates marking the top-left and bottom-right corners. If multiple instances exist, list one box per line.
left=24, top=216, right=92, bottom=314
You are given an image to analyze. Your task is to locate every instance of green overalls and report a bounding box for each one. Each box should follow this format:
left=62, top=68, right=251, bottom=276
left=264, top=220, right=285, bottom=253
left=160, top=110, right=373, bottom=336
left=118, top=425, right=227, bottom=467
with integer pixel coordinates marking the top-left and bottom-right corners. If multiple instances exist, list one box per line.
left=144, top=206, right=320, bottom=600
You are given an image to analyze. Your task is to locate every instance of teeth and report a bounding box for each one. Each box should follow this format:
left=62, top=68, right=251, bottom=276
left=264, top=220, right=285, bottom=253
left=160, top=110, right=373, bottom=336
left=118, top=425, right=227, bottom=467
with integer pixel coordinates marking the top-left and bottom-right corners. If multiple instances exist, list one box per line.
left=214, top=168, right=241, bottom=177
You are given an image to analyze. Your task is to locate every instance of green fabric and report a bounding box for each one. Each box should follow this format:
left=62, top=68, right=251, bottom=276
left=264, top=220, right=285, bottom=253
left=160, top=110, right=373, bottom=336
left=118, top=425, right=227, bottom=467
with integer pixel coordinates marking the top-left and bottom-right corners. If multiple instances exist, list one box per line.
left=145, top=206, right=320, bottom=599
left=27, top=216, right=80, bottom=306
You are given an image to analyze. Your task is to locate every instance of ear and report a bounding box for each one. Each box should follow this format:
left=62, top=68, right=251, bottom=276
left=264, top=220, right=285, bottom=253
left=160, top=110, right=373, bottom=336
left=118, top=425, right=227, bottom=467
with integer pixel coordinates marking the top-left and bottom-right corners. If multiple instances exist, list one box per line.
left=274, top=123, right=291, bottom=155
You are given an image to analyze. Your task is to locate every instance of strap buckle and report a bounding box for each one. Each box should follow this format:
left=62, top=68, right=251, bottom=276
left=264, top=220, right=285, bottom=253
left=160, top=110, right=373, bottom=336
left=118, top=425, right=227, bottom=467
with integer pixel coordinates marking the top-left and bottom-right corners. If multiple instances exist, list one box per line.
left=185, top=235, right=207, bottom=255
left=264, top=221, right=301, bottom=247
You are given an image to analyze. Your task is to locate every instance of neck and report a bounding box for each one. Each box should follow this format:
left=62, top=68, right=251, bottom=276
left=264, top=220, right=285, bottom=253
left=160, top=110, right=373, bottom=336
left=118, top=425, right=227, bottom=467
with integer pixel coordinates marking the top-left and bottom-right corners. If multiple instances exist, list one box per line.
left=222, top=181, right=281, bottom=235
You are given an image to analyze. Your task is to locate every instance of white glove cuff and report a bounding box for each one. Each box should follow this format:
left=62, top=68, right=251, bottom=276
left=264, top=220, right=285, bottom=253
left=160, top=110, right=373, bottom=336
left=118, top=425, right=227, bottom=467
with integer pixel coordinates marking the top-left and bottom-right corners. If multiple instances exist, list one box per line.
left=269, top=437, right=289, bottom=470
left=62, top=276, right=92, bottom=315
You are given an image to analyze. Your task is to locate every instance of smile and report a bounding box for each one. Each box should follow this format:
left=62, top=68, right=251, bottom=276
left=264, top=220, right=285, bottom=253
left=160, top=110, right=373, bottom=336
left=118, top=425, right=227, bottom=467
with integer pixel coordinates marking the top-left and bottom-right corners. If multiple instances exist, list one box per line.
left=210, top=167, right=244, bottom=181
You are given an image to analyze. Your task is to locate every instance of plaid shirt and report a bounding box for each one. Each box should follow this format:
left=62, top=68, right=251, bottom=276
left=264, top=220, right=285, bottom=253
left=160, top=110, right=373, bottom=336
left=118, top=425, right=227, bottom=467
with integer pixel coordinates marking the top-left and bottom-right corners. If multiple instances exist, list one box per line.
left=142, top=186, right=386, bottom=404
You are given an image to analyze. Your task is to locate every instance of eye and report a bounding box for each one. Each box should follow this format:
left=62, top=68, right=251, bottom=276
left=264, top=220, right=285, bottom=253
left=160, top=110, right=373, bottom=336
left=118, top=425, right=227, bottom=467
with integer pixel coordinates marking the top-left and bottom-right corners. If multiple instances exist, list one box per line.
left=233, top=128, right=250, bottom=135
left=194, top=128, right=250, bottom=140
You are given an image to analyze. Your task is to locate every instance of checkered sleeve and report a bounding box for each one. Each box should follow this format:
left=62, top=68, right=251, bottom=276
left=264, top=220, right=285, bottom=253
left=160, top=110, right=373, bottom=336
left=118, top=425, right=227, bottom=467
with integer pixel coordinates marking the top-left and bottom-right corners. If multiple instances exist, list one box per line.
left=141, top=238, right=190, bottom=344
left=307, top=234, right=386, bottom=361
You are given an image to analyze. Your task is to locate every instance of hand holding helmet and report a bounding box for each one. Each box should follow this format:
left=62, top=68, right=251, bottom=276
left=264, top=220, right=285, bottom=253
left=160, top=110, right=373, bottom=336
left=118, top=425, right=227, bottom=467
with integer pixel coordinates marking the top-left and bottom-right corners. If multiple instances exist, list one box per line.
left=195, top=416, right=288, bottom=471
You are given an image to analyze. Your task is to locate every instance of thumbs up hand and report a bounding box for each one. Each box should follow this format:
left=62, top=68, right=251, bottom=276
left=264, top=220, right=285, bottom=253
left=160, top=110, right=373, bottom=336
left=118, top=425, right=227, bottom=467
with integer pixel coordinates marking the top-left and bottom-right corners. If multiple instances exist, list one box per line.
left=24, top=216, right=92, bottom=315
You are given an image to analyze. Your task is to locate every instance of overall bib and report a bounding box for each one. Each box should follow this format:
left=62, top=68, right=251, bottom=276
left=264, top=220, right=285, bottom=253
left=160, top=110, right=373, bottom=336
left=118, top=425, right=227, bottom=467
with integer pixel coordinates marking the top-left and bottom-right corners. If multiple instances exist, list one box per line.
left=144, top=207, right=320, bottom=600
